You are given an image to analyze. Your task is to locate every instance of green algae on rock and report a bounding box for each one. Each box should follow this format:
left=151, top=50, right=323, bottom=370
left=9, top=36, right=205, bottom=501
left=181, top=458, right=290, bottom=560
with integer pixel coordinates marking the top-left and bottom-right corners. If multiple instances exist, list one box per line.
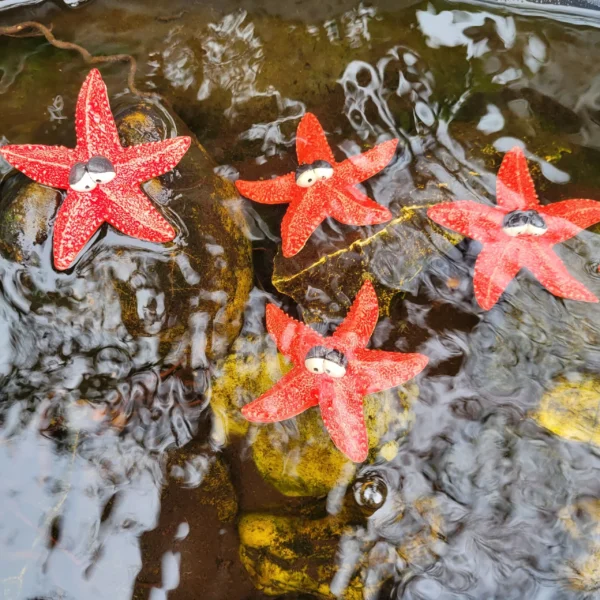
left=209, top=329, right=292, bottom=443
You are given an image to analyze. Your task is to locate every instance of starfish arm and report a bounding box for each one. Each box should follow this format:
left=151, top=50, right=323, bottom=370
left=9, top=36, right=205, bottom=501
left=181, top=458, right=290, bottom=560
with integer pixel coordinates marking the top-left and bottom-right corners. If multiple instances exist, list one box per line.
left=473, top=242, right=522, bottom=310
left=329, top=186, right=392, bottom=226
left=318, top=379, right=369, bottom=463
left=115, top=137, right=191, bottom=183
left=53, top=190, right=107, bottom=270
left=522, top=243, right=598, bottom=303
left=235, top=173, right=303, bottom=205
left=75, top=69, right=122, bottom=158
left=280, top=189, right=329, bottom=257
left=495, top=147, right=540, bottom=211
left=335, top=139, right=398, bottom=184
left=352, top=348, right=429, bottom=395
left=0, top=144, right=77, bottom=189
left=101, top=186, right=176, bottom=243
left=540, top=199, right=600, bottom=244
left=241, top=368, right=318, bottom=422
left=427, top=201, right=506, bottom=243
left=296, top=112, right=336, bottom=165
left=333, top=280, right=380, bottom=350
left=265, top=304, right=325, bottom=365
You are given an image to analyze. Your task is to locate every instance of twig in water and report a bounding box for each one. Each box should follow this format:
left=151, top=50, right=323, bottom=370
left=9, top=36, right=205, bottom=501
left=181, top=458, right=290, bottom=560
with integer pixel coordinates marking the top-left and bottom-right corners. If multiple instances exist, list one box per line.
left=0, top=20, right=158, bottom=99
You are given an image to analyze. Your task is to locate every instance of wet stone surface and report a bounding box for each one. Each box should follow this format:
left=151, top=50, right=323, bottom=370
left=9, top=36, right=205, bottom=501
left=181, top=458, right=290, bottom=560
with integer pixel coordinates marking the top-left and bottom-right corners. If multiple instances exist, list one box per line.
left=5, top=0, right=600, bottom=599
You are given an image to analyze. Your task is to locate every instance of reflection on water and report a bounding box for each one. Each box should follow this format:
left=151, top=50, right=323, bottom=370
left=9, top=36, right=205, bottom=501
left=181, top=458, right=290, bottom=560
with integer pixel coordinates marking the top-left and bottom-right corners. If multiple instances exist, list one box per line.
left=3, top=0, right=600, bottom=598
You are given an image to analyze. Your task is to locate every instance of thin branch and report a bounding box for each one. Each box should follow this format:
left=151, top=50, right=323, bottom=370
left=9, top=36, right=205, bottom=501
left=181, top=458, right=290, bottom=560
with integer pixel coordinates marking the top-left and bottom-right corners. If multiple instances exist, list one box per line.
left=0, top=20, right=159, bottom=99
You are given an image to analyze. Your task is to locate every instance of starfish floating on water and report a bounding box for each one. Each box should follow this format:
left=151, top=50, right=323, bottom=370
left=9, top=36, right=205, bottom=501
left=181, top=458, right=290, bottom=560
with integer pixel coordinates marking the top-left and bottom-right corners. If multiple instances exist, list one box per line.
left=0, top=69, right=191, bottom=270
left=235, top=113, right=397, bottom=257
left=242, top=280, right=428, bottom=462
left=428, top=147, right=600, bottom=310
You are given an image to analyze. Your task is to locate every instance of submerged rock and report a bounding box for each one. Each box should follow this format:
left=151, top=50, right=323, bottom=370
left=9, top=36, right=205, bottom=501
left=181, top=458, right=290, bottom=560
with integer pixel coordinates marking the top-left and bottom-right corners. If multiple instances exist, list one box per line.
left=533, top=377, right=600, bottom=447
left=272, top=204, right=460, bottom=318
left=0, top=95, right=252, bottom=451
left=238, top=509, right=363, bottom=599
left=250, top=386, right=416, bottom=497
left=0, top=173, right=59, bottom=265
left=113, top=99, right=253, bottom=365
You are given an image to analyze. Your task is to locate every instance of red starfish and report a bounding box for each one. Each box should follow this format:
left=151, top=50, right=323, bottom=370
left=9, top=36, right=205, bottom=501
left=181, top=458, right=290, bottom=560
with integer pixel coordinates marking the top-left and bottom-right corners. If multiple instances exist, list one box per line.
left=428, top=147, right=600, bottom=310
left=235, top=113, right=397, bottom=257
left=0, top=69, right=191, bottom=270
left=241, top=280, right=428, bottom=462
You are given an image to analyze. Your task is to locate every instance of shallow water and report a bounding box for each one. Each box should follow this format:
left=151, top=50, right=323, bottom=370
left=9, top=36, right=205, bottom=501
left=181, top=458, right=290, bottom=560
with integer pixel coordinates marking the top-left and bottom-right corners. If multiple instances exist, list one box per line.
left=3, top=1, right=600, bottom=599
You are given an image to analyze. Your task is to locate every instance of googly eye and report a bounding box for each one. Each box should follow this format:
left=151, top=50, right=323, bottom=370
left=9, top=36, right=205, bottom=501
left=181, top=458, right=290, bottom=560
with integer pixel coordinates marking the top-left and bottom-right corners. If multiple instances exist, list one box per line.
left=312, top=160, right=334, bottom=182
left=69, top=163, right=97, bottom=192
left=295, top=167, right=318, bottom=188
left=304, top=357, right=325, bottom=374
left=503, top=224, right=528, bottom=237
left=87, top=155, right=116, bottom=184
left=323, top=359, right=346, bottom=378
left=525, top=223, right=547, bottom=236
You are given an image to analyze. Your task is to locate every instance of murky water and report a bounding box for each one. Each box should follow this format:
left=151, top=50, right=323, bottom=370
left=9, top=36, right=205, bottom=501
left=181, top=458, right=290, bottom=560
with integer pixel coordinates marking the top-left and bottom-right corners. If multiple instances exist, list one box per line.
left=3, top=0, right=600, bottom=598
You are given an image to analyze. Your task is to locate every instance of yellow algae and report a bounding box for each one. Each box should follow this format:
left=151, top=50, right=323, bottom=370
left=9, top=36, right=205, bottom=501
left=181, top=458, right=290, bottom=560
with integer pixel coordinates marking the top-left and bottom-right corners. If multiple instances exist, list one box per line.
left=239, top=511, right=363, bottom=599
left=533, top=378, right=600, bottom=446
left=209, top=335, right=291, bottom=443
left=272, top=205, right=461, bottom=315
left=379, top=440, right=399, bottom=461
left=252, top=385, right=416, bottom=497
left=198, top=458, right=238, bottom=522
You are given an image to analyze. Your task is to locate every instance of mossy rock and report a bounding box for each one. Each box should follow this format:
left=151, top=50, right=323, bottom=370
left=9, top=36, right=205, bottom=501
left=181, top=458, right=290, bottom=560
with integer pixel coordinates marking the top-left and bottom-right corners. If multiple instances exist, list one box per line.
left=210, top=321, right=417, bottom=496
left=533, top=377, right=600, bottom=446
left=110, top=99, right=253, bottom=364
left=558, top=497, right=600, bottom=591
left=272, top=205, right=460, bottom=317
left=238, top=510, right=363, bottom=599
left=251, top=384, right=417, bottom=497
left=209, top=330, right=292, bottom=444
left=0, top=173, right=59, bottom=265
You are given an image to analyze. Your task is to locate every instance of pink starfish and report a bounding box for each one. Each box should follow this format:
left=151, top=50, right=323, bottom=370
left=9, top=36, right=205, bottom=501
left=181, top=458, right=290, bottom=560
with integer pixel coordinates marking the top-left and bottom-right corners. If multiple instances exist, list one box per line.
left=0, top=69, right=191, bottom=270
left=242, top=280, right=428, bottom=462
left=428, top=147, right=600, bottom=310
left=235, top=113, right=397, bottom=257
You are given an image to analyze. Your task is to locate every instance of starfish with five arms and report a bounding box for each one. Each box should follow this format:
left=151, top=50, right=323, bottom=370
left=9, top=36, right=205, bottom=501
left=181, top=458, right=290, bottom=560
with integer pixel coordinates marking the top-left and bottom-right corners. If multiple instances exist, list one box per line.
left=241, top=280, right=428, bottom=462
left=428, top=147, right=600, bottom=310
left=0, top=69, right=191, bottom=270
left=235, top=113, right=398, bottom=257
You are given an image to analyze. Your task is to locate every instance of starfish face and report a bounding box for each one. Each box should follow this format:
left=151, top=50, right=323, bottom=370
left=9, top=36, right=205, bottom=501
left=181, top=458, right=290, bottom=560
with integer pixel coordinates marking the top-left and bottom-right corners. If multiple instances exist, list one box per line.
left=235, top=113, right=398, bottom=257
left=0, top=69, right=191, bottom=270
left=427, top=147, right=600, bottom=310
left=241, top=280, right=429, bottom=462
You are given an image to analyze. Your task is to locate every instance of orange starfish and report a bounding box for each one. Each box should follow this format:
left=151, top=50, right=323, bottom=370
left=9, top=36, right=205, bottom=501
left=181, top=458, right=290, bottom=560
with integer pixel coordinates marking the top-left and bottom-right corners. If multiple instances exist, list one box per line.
left=236, top=113, right=397, bottom=257
left=0, top=69, right=191, bottom=270
left=242, top=281, right=428, bottom=462
left=428, top=147, right=600, bottom=310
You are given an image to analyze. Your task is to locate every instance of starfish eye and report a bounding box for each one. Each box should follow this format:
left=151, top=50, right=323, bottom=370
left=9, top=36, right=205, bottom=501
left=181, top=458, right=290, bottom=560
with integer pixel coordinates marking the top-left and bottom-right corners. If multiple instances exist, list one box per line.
left=87, top=155, right=116, bottom=184
left=312, top=160, right=334, bottom=182
left=295, top=164, right=319, bottom=188
left=304, top=357, right=325, bottom=374
left=526, top=211, right=548, bottom=236
left=323, top=348, right=348, bottom=378
left=69, top=162, right=97, bottom=192
left=305, top=345, right=329, bottom=374
left=503, top=210, right=547, bottom=237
